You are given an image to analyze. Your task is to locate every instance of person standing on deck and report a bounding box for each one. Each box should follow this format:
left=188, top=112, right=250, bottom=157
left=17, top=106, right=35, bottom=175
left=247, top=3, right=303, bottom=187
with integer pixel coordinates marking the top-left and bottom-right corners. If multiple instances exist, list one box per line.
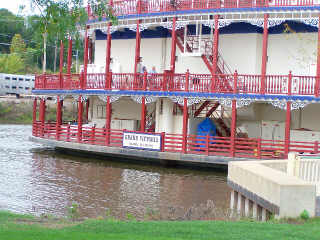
left=150, top=66, right=157, bottom=74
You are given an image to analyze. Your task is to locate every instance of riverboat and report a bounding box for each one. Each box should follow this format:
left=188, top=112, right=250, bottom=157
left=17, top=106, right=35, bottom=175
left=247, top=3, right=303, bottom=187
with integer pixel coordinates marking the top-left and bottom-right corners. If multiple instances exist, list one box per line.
left=31, top=0, right=320, bottom=165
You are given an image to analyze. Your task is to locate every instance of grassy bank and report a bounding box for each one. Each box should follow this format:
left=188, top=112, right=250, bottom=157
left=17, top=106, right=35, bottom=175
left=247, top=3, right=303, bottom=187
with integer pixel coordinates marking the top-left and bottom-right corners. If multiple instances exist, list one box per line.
left=0, top=101, right=34, bottom=124
left=0, top=100, right=75, bottom=124
left=0, top=211, right=320, bottom=240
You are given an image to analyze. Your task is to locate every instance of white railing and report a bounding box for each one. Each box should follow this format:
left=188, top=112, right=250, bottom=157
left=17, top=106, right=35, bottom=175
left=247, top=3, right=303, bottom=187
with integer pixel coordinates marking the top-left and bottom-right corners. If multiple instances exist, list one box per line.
left=299, top=157, right=320, bottom=195
left=287, top=153, right=320, bottom=196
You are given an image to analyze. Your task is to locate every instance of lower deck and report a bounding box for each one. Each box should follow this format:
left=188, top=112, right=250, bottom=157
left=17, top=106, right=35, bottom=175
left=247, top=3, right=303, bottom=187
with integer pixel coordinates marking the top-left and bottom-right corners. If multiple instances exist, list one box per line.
left=32, top=120, right=318, bottom=163
left=31, top=94, right=320, bottom=162
left=30, top=135, right=252, bottom=166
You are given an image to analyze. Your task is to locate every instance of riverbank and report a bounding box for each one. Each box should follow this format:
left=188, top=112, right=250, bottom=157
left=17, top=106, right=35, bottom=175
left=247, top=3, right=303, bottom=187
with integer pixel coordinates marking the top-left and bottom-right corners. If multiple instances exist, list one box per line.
left=0, top=97, right=74, bottom=124
left=0, top=211, right=320, bottom=240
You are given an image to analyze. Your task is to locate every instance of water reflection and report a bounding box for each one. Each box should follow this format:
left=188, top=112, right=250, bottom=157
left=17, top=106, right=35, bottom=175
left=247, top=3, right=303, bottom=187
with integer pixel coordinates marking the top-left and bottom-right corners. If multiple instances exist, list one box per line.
left=0, top=125, right=230, bottom=219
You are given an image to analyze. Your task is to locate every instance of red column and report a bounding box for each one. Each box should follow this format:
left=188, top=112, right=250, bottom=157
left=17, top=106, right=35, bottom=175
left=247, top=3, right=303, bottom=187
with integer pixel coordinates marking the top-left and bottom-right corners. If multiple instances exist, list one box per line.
left=185, top=70, right=190, bottom=91
left=56, top=96, right=62, bottom=140
left=261, top=13, right=269, bottom=94
left=141, top=97, right=146, bottom=132
left=170, top=17, right=177, bottom=73
left=40, top=99, right=46, bottom=123
left=85, top=99, right=90, bottom=122
left=67, top=37, right=72, bottom=75
left=77, top=96, right=83, bottom=142
left=32, top=97, right=37, bottom=136
left=134, top=20, right=141, bottom=74
left=59, top=40, right=64, bottom=89
left=40, top=98, right=46, bottom=137
left=105, top=22, right=112, bottom=89
left=83, top=27, right=89, bottom=89
left=32, top=98, right=37, bottom=124
left=284, top=101, right=291, bottom=157
left=89, top=39, right=93, bottom=64
left=182, top=98, right=189, bottom=153
left=211, top=15, right=219, bottom=92
left=288, top=71, right=292, bottom=95
left=105, top=96, right=111, bottom=145
left=316, top=14, right=320, bottom=97
left=230, top=99, right=237, bottom=157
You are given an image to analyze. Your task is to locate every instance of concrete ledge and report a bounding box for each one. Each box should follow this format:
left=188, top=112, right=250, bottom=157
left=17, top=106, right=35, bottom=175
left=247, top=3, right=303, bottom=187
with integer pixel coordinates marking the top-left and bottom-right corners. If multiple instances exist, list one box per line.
left=30, top=136, right=259, bottom=166
left=228, top=179, right=280, bottom=214
left=228, top=161, right=316, bottom=218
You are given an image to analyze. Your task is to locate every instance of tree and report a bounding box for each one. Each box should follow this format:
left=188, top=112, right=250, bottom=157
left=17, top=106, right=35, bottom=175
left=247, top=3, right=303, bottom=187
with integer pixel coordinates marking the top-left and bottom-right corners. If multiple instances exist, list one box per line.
left=0, top=54, right=25, bottom=74
left=10, top=34, right=27, bottom=55
left=26, top=0, right=117, bottom=73
left=0, top=9, right=26, bottom=53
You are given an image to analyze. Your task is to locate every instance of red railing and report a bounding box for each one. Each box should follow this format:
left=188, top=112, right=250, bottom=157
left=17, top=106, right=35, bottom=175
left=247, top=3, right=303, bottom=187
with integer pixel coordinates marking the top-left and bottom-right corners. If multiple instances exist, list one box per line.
left=34, top=72, right=320, bottom=97
left=88, top=0, right=318, bottom=19
left=32, top=121, right=320, bottom=160
left=62, top=74, right=81, bottom=90
left=86, top=73, right=106, bottom=89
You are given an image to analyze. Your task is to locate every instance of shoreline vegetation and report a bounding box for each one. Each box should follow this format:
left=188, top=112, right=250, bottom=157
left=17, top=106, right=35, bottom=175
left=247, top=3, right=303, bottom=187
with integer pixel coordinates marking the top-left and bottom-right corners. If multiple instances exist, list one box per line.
left=0, top=99, right=75, bottom=124
left=0, top=100, right=34, bottom=124
left=0, top=211, right=320, bottom=240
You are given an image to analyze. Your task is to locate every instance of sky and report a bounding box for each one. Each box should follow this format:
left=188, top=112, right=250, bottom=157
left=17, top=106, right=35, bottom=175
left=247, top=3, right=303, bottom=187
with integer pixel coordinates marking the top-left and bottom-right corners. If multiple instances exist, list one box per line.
left=0, top=0, right=32, bottom=15
left=0, top=0, right=89, bottom=15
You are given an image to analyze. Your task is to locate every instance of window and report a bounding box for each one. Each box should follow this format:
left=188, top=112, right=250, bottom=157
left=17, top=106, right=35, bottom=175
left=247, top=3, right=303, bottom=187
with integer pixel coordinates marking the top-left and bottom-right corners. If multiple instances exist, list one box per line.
left=25, top=78, right=30, bottom=81
left=19, top=87, right=23, bottom=89
left=5, top=77, right=10, bottom=80
left=32, top=79, right=35, bottom=81
left=5, top=85, right=10, bottom=88
left=25, top=87, right=30, bottom=90
left=12, top=77, right=17, bottom=80
left=12, top=86, right=17, bottom=89
left=19, top=78, right=23, bottom=81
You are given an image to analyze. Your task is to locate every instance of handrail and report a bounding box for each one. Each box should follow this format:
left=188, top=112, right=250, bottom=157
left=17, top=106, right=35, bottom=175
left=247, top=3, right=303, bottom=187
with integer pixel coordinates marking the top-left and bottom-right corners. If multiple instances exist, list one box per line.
left=33, top=121, right=320, bottom=160
left=34, top=72, right=320, bottom=97
left=88, top=0, right=318, bottom=19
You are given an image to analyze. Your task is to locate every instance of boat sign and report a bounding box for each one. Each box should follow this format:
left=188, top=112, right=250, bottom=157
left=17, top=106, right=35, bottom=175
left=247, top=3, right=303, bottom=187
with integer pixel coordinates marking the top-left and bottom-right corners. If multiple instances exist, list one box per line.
left=122, top=132, right=162, bottom=151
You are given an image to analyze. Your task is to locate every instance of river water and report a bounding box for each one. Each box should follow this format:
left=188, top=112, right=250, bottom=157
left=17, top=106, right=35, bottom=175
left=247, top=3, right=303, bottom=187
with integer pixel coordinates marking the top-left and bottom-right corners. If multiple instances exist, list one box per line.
left=0, top=125, right=230, bottom=219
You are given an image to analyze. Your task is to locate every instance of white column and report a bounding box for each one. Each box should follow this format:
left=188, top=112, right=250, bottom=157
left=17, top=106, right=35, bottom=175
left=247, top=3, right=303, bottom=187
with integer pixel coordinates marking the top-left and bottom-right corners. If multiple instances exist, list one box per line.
left=162, top=98, right=174, bottom=134
left=237, top=193, right=242, bottom=214
left=244, top=198, right=250, bottom=217
left=287, top=152, right=300, bottom=177
left=230, top=190, right=235, bottom=210
left=261, top=208, right=267, bottom=222
left=252, top=202, right=258, bottom=219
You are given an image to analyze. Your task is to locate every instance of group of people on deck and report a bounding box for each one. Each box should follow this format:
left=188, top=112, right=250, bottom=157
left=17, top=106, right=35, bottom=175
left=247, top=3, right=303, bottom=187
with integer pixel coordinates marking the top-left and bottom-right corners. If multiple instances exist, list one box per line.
left=137, top=62, right=157, bottom=74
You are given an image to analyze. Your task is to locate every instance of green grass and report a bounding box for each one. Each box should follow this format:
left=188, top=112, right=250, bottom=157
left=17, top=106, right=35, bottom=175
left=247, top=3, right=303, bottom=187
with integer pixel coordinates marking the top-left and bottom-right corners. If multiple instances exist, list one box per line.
left=0, top=211, right=320, bottom=240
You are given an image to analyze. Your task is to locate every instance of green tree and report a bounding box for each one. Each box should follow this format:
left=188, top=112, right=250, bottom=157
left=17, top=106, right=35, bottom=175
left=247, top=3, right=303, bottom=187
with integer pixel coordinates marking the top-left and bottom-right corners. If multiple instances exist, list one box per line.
left=0, top=54, right=25, bottom=74
left=26, top=0, right=116, bottom=73
left=0, top=9, right=26, bottom=53
left=10, top=34, right=27, bottom=54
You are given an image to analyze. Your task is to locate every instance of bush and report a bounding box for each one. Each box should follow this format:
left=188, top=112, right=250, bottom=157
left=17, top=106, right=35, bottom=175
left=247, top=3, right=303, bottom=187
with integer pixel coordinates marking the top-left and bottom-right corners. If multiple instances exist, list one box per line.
left=300, top=210, right=310, bottom=220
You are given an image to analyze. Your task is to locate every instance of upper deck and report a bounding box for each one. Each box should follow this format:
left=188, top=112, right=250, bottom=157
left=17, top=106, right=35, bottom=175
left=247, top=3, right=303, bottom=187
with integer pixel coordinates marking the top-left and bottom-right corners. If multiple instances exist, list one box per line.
left=87, top=0, right=320, bottom=22
left=33, top=72, right=320, bottom=103
left=33, top=1, right=320, bottom=102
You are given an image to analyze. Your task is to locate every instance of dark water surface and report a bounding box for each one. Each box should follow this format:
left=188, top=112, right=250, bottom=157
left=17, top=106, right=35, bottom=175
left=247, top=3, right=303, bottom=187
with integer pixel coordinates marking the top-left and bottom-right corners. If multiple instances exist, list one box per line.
left=0, top=125, right=230, bottom=219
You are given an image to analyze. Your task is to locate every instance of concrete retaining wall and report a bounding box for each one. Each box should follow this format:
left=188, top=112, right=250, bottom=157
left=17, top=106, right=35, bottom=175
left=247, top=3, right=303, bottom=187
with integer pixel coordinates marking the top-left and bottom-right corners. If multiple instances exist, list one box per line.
left=228, top=161, right=316, bottom=218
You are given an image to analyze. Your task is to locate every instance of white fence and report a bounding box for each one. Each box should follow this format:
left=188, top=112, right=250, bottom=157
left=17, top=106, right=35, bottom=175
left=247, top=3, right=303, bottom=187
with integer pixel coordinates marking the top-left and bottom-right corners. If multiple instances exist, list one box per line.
left=288, top=153, right=320, bottom=196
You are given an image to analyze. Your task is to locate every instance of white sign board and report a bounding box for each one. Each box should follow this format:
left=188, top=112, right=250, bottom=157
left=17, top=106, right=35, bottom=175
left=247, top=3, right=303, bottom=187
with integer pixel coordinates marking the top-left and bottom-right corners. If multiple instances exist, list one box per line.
left=122, top=132, right=162, bottom=151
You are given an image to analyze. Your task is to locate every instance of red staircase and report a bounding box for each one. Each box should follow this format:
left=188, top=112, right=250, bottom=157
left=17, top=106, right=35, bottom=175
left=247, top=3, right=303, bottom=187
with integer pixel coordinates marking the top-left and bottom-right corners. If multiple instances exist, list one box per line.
left=175, top=28, right=234, bottom=92
left=192, top=101, right=243, bottom=137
